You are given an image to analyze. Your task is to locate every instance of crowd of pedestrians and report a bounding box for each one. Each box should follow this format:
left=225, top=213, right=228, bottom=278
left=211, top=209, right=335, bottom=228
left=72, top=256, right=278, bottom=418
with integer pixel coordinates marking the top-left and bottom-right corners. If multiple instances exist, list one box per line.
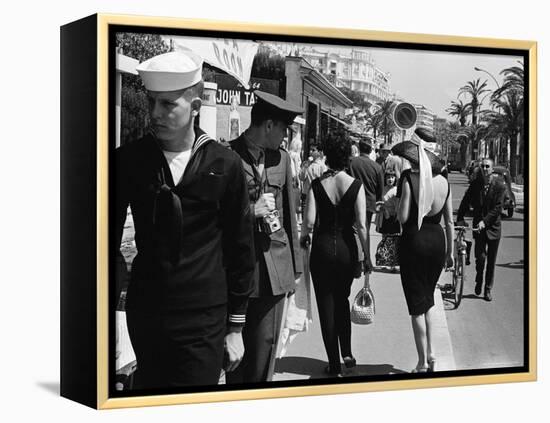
left=115, top=50, right=507, bottom=389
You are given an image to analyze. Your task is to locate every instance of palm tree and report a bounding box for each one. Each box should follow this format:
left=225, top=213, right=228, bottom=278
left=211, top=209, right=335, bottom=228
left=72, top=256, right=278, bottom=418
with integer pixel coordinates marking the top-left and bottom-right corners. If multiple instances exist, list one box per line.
left=365, top=110, right=383, bottom=143
left=447, top=121, right=469, bottom=166
left=485, top=91, right=524, bottom=177
left=375, top=100, right=396, bottom=144
left=458, top=79, right=490, bottom=159
left=459, top=78, right=490, bottom=126
left=446, top=101, right=472, bottom=162
left=446, top=100, right=471, bottom=127
left=459, top=123, right=489, bottom=162
left=490, top=61, right=525, bottom=178
left=492, top=61, right=524, bottom=101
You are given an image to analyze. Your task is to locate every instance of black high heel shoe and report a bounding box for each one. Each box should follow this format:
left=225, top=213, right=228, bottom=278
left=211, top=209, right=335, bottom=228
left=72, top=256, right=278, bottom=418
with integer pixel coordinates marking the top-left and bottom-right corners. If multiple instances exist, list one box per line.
left=427, top=358, right=437, bottom=372
left=411, top=364, right=428, bottom=373
left=324, top=364, right=343, bottom=377
left=343, top=356, right=357, bottom=368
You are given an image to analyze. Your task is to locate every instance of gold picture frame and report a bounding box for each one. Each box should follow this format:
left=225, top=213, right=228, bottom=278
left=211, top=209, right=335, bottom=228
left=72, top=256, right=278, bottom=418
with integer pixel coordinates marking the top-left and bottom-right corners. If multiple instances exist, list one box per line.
left=60, top=13, right=537, bottom=409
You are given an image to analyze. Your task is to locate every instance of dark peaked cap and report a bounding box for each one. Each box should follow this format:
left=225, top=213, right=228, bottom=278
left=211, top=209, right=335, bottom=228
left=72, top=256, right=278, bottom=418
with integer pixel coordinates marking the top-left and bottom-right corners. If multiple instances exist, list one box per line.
left=253, top=90, right=303, bottom=125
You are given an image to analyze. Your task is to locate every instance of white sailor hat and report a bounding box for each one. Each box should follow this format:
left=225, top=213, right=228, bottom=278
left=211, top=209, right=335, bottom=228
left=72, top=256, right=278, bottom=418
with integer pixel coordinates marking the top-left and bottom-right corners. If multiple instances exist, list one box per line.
left=136, top=50, right=203, bottom=92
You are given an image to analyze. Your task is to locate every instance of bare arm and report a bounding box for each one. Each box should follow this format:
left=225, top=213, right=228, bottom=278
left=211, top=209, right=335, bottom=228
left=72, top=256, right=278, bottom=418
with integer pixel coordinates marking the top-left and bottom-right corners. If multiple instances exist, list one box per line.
left=443, top=184, right=454, bottom=267
left=397, top=177, right=411, bottom=224
left=300, top=186, right=316, bottom=247
left=354, top=187, right=371, bottom=272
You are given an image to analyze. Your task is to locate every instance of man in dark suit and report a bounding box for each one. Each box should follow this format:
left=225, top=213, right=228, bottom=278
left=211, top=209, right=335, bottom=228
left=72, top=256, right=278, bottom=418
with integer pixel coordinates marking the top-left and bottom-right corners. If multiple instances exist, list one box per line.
left=115, top=51, right=255, bottom=389
left=226, top=91, right=304, bottom=383
left=456, top=158, right=506, bottom=301
left=349, top=138, right=384, bottom=271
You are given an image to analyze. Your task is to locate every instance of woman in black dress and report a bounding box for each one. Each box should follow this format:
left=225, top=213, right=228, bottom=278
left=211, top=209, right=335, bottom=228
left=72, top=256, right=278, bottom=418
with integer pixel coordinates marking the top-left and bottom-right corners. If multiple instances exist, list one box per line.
left=393, top=131, right=454, bottom=373
left=300, top=135, right=369, bottom=376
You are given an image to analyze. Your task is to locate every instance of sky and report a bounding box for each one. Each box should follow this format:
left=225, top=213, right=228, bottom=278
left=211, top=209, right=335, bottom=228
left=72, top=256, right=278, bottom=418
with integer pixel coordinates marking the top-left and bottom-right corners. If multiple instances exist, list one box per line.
left=369, top=48, right=522, bottom=119
left=287, top=42, right=522, bottom=120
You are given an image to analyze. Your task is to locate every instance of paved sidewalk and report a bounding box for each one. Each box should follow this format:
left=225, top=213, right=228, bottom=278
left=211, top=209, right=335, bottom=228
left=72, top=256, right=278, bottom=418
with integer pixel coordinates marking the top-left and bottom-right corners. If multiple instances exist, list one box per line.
left=273, top=231, right=456, bottom=381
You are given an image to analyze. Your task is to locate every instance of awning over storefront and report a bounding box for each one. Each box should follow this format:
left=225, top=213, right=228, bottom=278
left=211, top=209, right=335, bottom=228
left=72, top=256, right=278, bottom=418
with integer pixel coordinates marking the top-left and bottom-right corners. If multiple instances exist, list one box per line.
left=326, top=113, right=348, bottom=127
left=168, top=36, right=259, bottom=89
left=320, top=110, right=349, bottom=127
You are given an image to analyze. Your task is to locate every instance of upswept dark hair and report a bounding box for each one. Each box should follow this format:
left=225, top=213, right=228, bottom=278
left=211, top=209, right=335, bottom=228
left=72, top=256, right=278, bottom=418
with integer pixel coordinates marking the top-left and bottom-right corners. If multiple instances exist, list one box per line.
left=323, top=132, right=352, bottom=171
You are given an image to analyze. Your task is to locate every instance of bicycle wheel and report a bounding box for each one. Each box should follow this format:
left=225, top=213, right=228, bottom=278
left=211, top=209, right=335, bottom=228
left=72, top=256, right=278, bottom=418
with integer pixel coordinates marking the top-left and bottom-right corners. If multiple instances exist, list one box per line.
left=454, top=253, right=466, bottom=308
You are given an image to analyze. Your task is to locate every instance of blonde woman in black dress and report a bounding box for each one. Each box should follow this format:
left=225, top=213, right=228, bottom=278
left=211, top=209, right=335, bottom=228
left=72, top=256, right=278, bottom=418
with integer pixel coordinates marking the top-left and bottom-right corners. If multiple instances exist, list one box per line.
left=393, top=128, right=454, bottom=373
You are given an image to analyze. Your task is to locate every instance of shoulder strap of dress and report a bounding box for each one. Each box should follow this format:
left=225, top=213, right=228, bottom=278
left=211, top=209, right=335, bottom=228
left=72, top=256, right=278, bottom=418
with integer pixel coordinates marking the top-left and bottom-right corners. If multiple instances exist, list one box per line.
left=431, top=178, right=451, bottom=219
left=397, top=168, right=408, bottom=198
left=311, top=177, right=322, bottom=199
left=341, top=178, right=362, bottom=205
left=351, top=178, right=362, bottom=196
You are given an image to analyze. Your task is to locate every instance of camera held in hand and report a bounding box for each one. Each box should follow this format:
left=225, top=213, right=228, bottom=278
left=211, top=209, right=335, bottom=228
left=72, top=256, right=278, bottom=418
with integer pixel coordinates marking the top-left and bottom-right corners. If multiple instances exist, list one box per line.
left=260, top=209, right=282, bottom=234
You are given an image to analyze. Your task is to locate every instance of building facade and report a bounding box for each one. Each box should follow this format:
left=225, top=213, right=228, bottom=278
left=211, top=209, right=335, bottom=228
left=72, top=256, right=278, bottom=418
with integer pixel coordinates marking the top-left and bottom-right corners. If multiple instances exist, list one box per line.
left=285, top=56, right=353, bottom=157
left=414, top=104, right=436, bottom=133
left=295, top=47, right=392, bottom=105
left=433, top=117, right=448, bottom=143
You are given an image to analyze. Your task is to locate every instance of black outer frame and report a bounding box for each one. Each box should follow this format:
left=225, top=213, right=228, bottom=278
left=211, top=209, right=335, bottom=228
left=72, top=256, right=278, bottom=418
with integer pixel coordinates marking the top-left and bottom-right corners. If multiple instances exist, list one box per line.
left=60, top=14, right=98, bottom=408
left=60, top=13, right=535, bottom=409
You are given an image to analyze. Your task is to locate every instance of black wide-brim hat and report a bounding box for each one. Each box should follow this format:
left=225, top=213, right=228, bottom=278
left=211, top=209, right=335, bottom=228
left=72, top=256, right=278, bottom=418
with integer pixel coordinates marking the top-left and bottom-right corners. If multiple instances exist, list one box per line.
left=391, top=128, right=444, bottom=174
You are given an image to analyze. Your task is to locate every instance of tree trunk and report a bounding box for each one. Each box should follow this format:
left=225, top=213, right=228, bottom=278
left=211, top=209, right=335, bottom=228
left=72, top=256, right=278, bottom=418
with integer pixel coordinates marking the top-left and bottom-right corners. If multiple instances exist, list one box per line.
left=510, top=131, right=519, bottom=179
left=460, top=143, right=467, bottom=166
left=518, top=129, right=525, bottom=177
left=506, top=134, right=514, bottom=178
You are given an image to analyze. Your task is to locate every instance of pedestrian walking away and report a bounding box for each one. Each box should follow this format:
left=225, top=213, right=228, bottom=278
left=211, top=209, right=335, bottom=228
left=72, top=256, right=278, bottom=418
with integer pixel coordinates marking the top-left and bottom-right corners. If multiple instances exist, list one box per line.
left=456, top=157, right=506, bottom=302
left=300, top=133, right=369, bottom=377
left=302, top=145, right=327, bottom=196
left=349, top=137, right=384, bottom=271
left=226, top=90, right=304, bottom=384
left=114, top=51, right=255, bottom=389
left=392, top=127, right=453, bottom=373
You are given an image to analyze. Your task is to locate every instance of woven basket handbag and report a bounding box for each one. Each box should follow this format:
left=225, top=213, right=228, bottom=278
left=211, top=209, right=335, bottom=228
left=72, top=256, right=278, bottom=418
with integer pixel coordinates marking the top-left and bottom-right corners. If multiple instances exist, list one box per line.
left=351, top=273, right=376, bottom=325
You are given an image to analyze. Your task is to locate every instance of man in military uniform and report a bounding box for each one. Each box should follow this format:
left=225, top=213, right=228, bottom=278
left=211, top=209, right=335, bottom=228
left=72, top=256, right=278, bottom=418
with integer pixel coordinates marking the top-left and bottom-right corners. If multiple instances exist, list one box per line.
left=226, top=91, right=303, bottom=383
left=115, top=51, right=255, bottom=389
